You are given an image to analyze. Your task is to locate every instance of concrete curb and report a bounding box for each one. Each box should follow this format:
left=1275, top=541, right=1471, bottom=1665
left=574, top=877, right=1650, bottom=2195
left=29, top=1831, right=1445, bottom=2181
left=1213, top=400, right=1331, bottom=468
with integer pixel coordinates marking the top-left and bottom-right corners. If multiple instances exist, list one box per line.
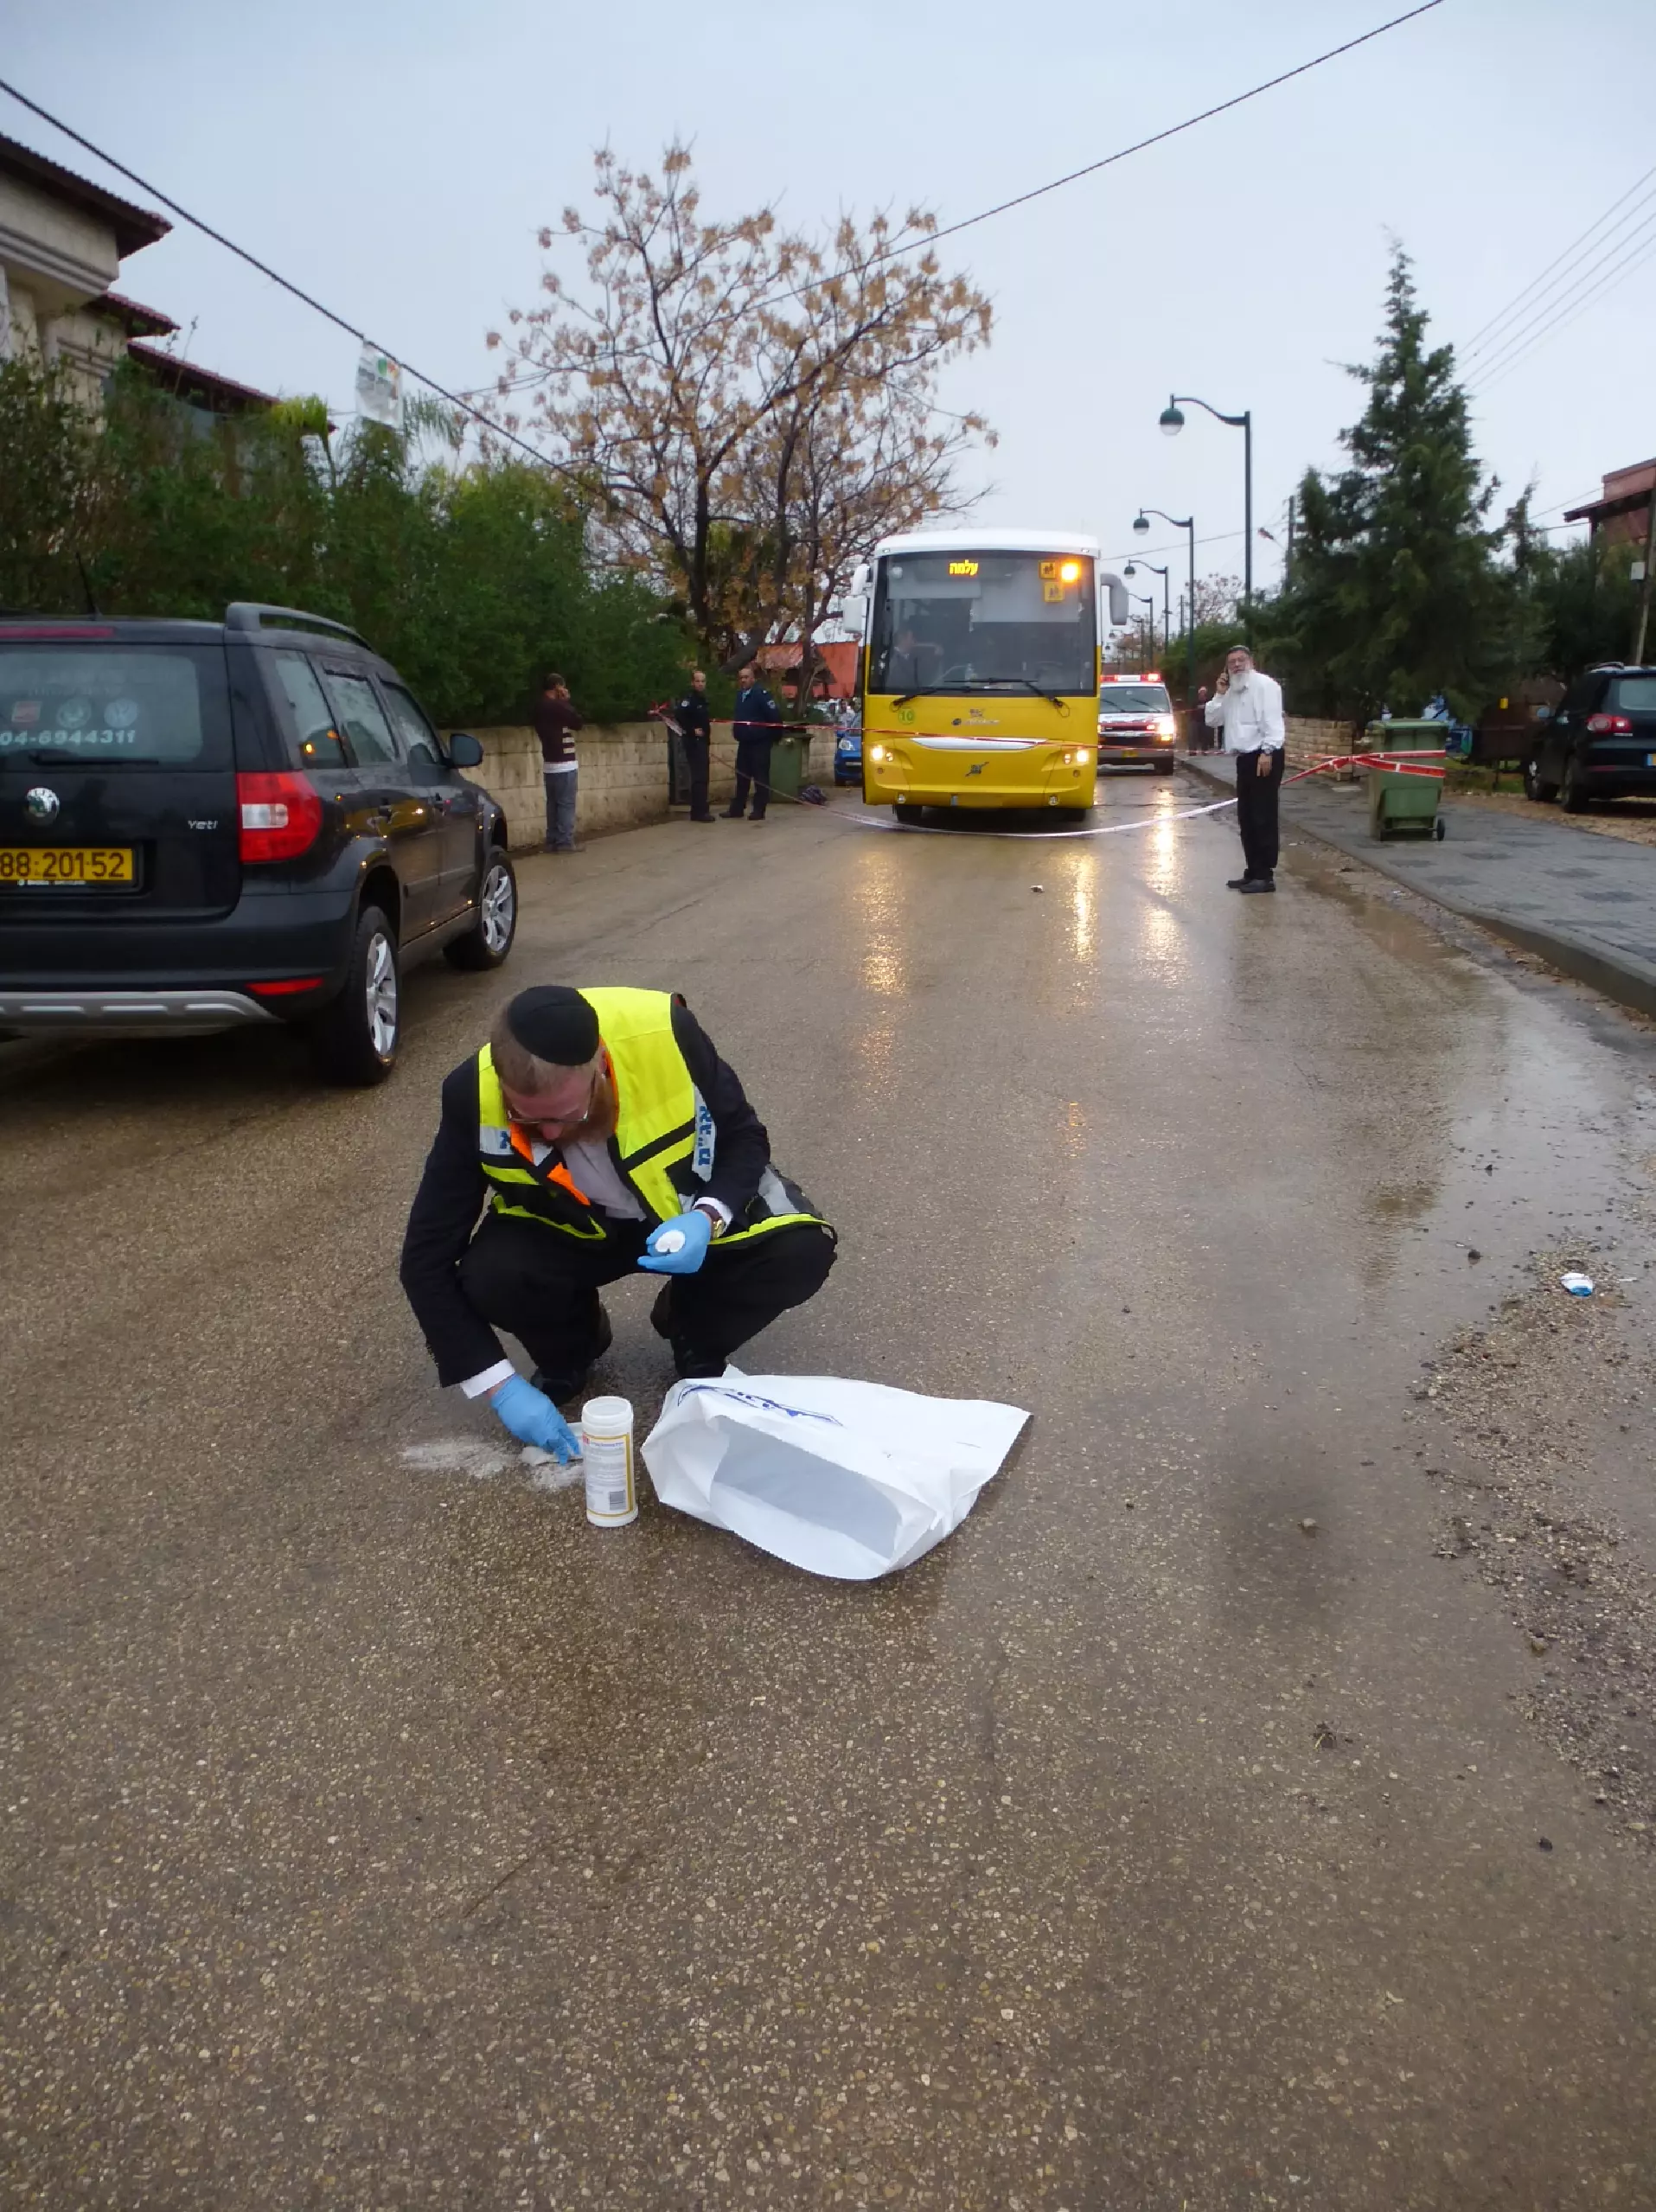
left=1177, top=753, right=1656, bottom=1026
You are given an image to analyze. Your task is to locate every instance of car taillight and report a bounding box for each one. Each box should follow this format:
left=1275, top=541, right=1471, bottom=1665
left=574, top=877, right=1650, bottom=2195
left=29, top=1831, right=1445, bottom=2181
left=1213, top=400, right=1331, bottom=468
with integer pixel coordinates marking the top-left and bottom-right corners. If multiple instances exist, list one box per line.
left=1586, top=713, right=1634, bottom=735
left=238, top=771, right=323, bottom=862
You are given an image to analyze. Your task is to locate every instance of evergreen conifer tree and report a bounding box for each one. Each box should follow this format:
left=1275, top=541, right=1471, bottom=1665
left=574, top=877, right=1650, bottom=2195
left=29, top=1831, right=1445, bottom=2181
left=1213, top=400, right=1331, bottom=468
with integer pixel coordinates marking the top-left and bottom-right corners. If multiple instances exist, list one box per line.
left=1273, top=246, right=1512, bottom=725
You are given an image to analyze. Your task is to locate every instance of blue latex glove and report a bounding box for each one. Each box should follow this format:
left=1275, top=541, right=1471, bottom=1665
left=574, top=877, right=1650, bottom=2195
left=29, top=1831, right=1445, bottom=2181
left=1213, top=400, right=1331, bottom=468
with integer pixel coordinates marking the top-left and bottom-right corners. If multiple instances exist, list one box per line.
left=638, top=1207, right=713, bottom=1275
left=490, top=1373, right=581, bottom=1462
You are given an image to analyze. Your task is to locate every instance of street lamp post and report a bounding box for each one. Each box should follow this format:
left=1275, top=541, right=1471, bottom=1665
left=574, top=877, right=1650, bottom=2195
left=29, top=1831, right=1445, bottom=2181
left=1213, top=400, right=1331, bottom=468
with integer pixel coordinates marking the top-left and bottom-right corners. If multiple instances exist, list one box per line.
left=1130, top=592, right=1155, bottom=668
left=1134, top=507, right=1196, bottom=707
left=1126, top=559, right=1171, bottom=671
left=1158, top=393, right=1253, bottom=623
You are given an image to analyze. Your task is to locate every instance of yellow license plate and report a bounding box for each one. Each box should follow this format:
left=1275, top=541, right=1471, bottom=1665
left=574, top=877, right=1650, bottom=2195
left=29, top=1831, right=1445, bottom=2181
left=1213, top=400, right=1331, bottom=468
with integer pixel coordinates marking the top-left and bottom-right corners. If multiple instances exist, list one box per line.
left=0, top=847, right=135, bottom=885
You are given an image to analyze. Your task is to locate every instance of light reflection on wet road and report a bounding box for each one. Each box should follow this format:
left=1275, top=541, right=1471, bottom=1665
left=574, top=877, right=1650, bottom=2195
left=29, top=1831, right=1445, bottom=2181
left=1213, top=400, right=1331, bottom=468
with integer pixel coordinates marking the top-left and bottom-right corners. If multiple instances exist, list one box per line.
left=2, top=772, right=1653, bottom=2209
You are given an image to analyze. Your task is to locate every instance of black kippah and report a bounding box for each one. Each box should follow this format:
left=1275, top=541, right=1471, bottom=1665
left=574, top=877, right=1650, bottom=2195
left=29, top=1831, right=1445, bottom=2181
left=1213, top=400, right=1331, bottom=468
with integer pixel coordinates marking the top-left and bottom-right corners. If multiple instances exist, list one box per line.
left=504, top=984, right=599, bottom=1066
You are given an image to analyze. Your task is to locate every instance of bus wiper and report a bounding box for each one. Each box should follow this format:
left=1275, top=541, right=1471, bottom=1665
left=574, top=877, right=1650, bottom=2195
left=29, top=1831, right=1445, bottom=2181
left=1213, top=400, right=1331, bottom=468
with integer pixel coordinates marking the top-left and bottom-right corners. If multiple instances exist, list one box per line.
left=988, top=677, right=1067, bottom=707
left=890, top=681, right=1068, bottom=708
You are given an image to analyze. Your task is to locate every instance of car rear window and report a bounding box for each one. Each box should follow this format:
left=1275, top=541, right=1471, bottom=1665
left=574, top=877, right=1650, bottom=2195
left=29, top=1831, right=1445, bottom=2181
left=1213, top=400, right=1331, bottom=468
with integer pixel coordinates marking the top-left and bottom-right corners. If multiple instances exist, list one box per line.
left=0, top=645, right=227, bottom=766
left=1608, top=676, right=1656, bottom=716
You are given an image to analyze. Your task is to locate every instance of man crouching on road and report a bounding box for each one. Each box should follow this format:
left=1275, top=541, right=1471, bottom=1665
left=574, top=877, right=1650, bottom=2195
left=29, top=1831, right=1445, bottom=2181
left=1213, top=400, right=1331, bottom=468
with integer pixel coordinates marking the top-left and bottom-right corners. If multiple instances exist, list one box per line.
left=400, top=984, right=837, bottom=1462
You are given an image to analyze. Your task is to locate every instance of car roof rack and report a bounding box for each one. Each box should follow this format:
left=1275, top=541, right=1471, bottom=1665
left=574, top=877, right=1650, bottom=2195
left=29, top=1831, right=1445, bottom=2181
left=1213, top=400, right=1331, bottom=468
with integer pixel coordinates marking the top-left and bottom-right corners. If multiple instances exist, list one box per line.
left=225, top=602, right=370, bottom=648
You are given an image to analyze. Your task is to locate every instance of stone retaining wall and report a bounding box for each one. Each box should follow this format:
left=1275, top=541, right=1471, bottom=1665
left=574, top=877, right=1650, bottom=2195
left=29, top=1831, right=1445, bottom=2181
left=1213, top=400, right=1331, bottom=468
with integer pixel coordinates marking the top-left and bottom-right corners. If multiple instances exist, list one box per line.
left=1285, top=715, right=1356, bottom=776
left=451, top=722, right=841, bottom=848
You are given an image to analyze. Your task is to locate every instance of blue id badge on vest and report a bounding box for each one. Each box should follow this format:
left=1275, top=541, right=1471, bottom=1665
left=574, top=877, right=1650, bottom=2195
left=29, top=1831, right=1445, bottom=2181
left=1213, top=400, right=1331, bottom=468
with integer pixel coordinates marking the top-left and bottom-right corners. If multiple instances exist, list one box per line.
left=481, top=1124, right=515, bottom=1157
left=692, top=1088, right=716, bottom=1180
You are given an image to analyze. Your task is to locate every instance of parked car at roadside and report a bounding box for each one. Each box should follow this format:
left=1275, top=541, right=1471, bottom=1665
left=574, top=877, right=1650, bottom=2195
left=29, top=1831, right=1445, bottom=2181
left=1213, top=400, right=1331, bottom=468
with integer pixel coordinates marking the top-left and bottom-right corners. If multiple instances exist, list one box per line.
left=0, top=603, right=516, bottom=1084
left=834, top=708, right=863, bottom=786
left=1524, top=665, right=1656, bottom=814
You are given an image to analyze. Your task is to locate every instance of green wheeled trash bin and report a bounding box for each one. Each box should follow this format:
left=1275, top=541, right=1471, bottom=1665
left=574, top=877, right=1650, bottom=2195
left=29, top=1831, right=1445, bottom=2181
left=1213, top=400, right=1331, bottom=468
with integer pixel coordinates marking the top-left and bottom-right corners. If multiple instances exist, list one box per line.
left=1365, top=719, right=1448, bottom=841
left=766, top=732, right=808, bottom=804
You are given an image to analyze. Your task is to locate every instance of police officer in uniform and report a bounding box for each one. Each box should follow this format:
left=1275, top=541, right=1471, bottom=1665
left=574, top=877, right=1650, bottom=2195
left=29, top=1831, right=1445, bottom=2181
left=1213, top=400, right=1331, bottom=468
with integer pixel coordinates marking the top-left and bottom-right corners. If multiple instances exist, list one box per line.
left=400, top=984, right=836, bottom=1461
left=725, top=662, right=782, bottom=822
left=674, top=667, right=714, bottom=823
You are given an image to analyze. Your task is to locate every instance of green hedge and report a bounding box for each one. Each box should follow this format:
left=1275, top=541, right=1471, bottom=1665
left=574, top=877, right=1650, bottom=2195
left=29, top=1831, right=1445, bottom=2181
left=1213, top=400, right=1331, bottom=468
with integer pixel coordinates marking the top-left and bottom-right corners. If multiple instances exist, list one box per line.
left=0, top=358, right=691, bottom=726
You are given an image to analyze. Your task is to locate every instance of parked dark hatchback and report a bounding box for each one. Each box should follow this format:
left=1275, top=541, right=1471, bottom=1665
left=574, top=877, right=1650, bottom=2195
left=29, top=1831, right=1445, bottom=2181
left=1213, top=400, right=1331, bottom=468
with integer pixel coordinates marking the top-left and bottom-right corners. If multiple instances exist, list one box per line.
left=0, top=604, right=516, bottom=1084
left=1524, top=665, right=1656, bottom=814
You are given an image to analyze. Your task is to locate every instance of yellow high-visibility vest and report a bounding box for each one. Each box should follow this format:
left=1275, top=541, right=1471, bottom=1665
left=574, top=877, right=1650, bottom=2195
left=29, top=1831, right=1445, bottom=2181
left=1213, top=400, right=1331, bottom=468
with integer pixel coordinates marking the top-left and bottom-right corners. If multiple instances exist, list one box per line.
left=475, top=986, right=825, bottom=1248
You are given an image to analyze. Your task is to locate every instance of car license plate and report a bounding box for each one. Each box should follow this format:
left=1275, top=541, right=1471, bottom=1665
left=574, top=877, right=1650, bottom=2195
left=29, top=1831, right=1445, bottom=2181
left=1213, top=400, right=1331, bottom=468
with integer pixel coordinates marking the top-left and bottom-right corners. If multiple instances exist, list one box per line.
left=0, top=847, right=135, bottom=885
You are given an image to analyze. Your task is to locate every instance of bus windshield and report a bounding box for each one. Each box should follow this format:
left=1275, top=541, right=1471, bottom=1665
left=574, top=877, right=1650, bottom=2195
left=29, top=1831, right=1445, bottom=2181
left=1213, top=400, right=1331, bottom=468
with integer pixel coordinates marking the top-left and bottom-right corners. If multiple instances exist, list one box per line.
left=871, top=549, right=1097, bottom=697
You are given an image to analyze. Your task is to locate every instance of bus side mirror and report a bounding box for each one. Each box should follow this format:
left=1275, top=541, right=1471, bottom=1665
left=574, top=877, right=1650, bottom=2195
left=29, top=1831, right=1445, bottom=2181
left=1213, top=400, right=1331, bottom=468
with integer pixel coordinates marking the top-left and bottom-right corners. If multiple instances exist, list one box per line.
left=1099, top=572, right=1130, bottom=627
left=838, top=593, right=869, bottom=636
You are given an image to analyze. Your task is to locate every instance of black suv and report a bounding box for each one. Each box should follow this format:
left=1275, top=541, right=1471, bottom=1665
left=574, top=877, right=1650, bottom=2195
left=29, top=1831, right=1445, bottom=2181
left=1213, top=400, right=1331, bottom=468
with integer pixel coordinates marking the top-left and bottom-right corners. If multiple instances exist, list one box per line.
left=0, top=604, right=516, bottom=1084
left=1524, top=664, right=1656, bottom=814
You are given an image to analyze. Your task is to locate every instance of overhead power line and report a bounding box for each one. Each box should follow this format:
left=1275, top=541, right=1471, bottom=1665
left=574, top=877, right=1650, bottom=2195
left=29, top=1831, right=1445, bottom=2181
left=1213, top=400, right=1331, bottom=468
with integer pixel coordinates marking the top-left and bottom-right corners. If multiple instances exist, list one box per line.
left=738, top=0, right=1447, bottom=319
left=1467, top=194, right=1656, bottom=380
left=1461, top=158, right=1656, bottom=395
left=0, top=72, right=569, bottom=476
left=1461, top=159, right=1656, bottom=361
left=2, top=3, right=1445, bottom=436
left=1471, top=212, right=1656, bottom=396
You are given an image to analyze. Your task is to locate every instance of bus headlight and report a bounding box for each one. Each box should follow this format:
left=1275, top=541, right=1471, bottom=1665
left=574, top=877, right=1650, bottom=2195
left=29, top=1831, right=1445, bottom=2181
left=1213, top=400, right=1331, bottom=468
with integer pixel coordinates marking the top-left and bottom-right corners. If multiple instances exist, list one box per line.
left=869, top=743, right=889, bottom=764
left=1065, top=748, right=1090, bottom=766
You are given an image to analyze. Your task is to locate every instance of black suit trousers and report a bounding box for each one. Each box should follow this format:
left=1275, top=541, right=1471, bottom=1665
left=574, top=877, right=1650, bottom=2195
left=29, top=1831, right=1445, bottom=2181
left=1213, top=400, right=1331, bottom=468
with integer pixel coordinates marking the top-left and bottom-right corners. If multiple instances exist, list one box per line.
left=683, top=734, right=712, bottom=818
left=732, top=737, right=775, bottom=816
left=457, top=1210, right=836, bottom=1392
left=1236, top=748, right=1284, bottom=879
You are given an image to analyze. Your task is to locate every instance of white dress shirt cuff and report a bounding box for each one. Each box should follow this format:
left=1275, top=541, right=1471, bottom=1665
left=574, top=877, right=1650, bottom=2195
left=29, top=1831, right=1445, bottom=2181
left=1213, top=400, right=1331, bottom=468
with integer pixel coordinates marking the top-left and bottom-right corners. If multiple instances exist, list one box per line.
left=461, top=1359, right=516, bottom=1399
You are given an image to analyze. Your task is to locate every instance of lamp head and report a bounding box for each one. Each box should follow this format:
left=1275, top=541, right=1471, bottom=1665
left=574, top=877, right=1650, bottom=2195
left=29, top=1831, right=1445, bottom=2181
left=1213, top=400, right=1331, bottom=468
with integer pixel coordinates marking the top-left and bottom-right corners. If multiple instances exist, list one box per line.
left=1159, top=403, right=1185, bottom=438
left=1133, top=512, right=1150, bottom=536
left=1123, top=562, right=1137, bottom=578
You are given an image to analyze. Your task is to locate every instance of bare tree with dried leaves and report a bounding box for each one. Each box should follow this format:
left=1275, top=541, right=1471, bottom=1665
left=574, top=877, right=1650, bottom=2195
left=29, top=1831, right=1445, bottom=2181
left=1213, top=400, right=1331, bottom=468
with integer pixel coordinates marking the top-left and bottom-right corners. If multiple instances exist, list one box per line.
left=487, top=144, right=993, bottom=668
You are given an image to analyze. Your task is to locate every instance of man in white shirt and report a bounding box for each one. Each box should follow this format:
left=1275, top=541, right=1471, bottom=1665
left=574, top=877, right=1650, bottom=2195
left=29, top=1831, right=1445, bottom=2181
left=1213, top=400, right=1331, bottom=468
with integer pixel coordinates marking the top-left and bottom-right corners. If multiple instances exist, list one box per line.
left=1204, top=645, right=1287, bottom=893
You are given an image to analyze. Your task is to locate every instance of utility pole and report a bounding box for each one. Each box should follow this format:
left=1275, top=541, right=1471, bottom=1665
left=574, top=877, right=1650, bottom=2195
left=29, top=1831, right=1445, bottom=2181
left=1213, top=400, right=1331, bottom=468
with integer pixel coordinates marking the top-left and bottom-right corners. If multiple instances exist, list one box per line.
left=1635, top=484, right=1656, bottom=665
left=1285, top=495, right=1296, bottom=587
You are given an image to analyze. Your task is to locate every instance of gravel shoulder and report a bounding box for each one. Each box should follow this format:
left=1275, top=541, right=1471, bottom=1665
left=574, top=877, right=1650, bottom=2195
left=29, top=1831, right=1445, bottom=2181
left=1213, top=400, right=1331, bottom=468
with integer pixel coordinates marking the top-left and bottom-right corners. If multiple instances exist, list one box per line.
left=1448, top=786, right=1656, bottom=850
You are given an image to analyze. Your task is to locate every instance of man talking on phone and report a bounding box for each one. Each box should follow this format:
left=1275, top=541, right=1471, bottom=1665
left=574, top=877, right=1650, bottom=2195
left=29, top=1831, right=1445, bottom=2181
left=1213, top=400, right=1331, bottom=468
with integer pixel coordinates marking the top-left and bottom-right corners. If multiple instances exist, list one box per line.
left=1205, top=644, right=1287, bottom=892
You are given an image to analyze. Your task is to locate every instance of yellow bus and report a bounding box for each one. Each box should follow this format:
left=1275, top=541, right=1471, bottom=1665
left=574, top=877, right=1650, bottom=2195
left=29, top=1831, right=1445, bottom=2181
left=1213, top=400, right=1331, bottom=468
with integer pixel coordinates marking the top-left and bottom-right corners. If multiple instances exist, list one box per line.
left=847, top=529, right=1129, bottom=823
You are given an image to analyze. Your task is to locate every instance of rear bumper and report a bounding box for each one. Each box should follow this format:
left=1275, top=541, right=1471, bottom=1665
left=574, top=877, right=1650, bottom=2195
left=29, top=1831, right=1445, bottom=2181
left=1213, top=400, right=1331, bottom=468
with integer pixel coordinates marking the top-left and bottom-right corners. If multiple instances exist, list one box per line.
left=0, top=986, right=279, bottom=1035
left=1099, top=745, right=1177, bottom=766
left=1583, top=765, right=1656, bottom=796
left=0, top=882, right=357, bottom=1032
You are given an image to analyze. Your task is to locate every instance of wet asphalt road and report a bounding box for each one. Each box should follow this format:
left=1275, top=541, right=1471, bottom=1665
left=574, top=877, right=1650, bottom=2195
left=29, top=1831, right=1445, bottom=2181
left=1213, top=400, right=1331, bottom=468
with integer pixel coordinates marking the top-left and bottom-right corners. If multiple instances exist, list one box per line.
left=3, top=774, right=1656, bottom=2210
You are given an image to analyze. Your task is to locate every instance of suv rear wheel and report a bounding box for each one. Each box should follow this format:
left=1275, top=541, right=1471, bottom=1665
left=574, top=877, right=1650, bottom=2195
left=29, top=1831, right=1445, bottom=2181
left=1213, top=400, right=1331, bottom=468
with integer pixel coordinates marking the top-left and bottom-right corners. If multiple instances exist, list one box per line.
left=1523, top=752, right=1557, bottom=802
left=310, top=904, right=400, bottom=1085
left=444, top=847, right=517, bottom=971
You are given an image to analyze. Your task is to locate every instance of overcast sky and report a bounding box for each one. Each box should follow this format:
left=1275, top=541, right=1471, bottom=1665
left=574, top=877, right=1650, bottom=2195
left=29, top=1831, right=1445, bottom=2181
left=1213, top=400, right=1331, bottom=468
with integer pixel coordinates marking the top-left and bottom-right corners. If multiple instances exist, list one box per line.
left=6, top=0, right=1653, bottom=601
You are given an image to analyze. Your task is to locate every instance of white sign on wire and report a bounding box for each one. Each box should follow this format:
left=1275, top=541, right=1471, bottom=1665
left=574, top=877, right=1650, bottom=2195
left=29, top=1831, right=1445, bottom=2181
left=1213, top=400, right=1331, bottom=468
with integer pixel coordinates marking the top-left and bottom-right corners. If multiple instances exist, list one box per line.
left=355, top=344, right=403, bottom=432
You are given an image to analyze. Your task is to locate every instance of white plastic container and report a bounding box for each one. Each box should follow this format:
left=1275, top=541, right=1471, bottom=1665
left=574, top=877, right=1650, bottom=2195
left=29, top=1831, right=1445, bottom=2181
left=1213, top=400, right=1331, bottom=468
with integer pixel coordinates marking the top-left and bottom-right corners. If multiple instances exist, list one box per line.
left=580, top=1396, right=638, bottom=1527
